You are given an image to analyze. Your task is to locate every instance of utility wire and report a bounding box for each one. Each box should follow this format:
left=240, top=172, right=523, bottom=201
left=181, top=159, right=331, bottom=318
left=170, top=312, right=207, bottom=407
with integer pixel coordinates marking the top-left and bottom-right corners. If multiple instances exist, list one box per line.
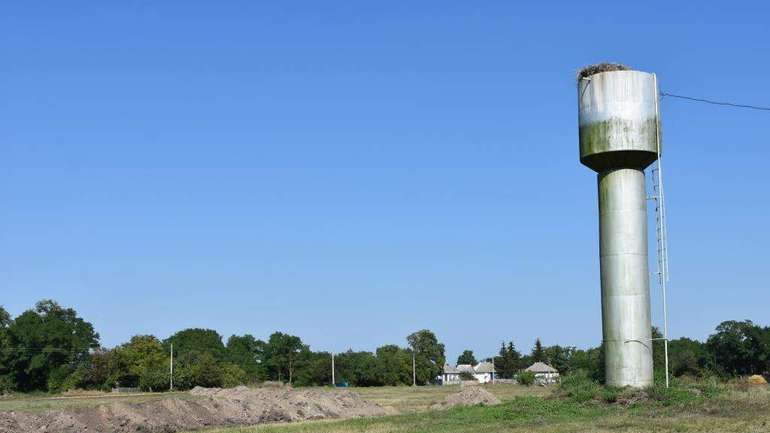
left=661, top=91, right=770, bottom=112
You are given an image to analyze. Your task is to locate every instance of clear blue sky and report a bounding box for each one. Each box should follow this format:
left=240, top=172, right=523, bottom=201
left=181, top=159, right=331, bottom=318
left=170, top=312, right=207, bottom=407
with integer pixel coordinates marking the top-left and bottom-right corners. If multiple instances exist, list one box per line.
left=2, top=1, right=769, bottom=362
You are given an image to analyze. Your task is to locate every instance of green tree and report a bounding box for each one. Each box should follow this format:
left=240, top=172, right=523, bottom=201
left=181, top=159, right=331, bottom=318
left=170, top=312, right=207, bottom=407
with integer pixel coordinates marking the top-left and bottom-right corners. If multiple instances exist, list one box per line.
left=494, top=341, right=521, bottom=379
left=175, top=351, right=223, bottom=388
left=406, top=330, right=445, bottom=385
left=650, top=327, right=662, bottom=373
left=226, top=334, right=267, bottom=382
left=335, top=350, right=380, bottom=386
left=293, top=350, right=332, bottom=387
left=221, top=362, right=247, bottom=387
left=543, top=345, right=576, bottom=374
left=517, top=370, right=535, bottom=386
left=668, top=337, right=707, bottom=377
left=0, top=306, right=9, bottom=328
left=263, top=332, right=305, bottom=383
left=109, top=335, right=168, bottom=391
left=0, top=306, right=13, bottom=392
left=374, top=345, right=411, bottom=386
left=81, top=348, right=112, bottom=390
left=567, top=346, right=602, bottom=382
left=706, top=320, right=769, bottom=376
left=1, top=300, right=99, bottom=392
left=456, top=350, right=477, bottom=366
left=165, top=329, right=226, bottom=361
left=531, top=338, right=545, bottom=363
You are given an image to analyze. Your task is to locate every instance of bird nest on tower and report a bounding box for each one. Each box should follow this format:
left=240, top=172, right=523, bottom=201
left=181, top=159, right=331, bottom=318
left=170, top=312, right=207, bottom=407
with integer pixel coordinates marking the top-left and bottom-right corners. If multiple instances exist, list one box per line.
left=577, top=63, right=630, bottom=81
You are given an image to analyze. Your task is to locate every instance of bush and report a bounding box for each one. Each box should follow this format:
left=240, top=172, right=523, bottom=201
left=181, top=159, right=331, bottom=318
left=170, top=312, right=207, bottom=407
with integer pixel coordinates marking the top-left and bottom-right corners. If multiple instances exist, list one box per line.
left=601, top=386, right=622, bottom=403
left=459, top=371, right=475, bottom=381
left=558, top=371, right=600, bottom=402
left=0, top=375, right=14, bottom=394
left=221, top=363, right=247, bottom=388
left=517, top=371, right=535, bottom=386
left=139, top=366, right=170, bottom=392
left=646, top=377, right=698, bottom=406
left=693, top=375, right=724, bottom=398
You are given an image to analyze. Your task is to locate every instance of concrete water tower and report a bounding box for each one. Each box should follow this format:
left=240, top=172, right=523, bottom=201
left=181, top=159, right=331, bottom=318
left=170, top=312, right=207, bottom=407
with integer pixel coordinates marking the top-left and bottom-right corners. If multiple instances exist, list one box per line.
left=577, top=64, right=660, bottom=388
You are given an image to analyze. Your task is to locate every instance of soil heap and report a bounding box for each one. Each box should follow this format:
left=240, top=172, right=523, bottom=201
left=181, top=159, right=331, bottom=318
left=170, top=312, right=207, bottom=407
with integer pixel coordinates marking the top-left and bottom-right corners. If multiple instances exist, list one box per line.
left=430, top=386, right=501, bottom=410
left=0, top=386, right=386, bottom=433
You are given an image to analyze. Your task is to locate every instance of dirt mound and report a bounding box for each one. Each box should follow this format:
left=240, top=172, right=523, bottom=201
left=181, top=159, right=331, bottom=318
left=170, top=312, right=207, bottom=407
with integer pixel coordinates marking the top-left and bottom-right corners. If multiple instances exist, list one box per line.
left=430, top=386, right=501, bottom=410
left=0, top=387, right=386, bottom=433
left=748, top=375, right=768, bottom=386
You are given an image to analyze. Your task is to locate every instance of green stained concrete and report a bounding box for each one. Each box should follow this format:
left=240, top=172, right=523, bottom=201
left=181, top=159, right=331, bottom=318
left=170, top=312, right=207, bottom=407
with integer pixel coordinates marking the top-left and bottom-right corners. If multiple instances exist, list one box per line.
left=579, top=118, right=659, bottom=171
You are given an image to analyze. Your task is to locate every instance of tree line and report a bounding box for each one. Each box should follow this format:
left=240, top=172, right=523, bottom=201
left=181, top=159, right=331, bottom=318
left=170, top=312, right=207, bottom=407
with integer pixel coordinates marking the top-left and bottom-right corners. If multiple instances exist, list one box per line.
left=1, top=300, right=768, bottom=393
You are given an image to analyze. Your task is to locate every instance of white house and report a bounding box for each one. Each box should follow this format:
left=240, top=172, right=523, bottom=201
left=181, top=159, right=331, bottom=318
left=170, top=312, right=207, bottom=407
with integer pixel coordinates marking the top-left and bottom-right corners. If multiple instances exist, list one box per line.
left=445, top=362, right=496, bottom=385
left=439, top=364, right=462, bottom=385
left=524, top=361, right=560, bottom=384
left=473, top=361, right=496, bottom=384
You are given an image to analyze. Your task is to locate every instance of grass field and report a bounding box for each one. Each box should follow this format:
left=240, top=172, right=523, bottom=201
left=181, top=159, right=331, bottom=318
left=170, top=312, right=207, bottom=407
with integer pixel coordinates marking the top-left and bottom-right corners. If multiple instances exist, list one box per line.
left=353, top=383, right=551, bottom=413
left=194, top=383, right=770, bottom=433
left=3, top=382, right=769, bottom=433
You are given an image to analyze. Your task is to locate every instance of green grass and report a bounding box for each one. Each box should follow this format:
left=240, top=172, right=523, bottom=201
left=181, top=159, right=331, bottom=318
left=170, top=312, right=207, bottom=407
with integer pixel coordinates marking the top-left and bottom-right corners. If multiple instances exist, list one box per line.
left=352, top=383, right=550, bottom=413
left=200, top=397, right=610, bottom=433
left=192, top=380, right=770, bottom=433
left=4, top=381, right=769, bottom=433
left=196, top=388, right=770, bottom=433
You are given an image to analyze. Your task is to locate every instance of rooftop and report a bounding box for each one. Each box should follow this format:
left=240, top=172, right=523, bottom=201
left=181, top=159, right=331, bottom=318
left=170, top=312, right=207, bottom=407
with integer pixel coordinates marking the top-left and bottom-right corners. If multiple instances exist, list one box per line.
left=524, top=361, right=559, bottom=373
left=474, top=361, right=495, bottom=373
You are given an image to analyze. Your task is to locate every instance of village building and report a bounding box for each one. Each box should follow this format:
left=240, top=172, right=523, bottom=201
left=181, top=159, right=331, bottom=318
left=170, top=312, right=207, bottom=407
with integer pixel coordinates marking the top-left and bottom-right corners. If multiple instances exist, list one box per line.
left=473, top=361, right=496, bottom=384
left=524, top=361, right=560, bottom=384
left=439, top=364, right=462, bottom=385
left=441, top=362, right=496, bottom=385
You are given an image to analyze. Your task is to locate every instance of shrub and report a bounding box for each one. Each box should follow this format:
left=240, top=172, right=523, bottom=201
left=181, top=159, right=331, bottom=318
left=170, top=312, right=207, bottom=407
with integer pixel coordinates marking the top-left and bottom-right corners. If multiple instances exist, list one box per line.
left=601, top=386, right=622, bottom=403
left=558, top=371, right=600, bottom=403
left=459, top=371, right=476, bottom=381
left=139, top=366, right=170, bottom=392
left=694, top=375, right=725, bottom=398
left=646, top=377, right=698, bottom=406
left=221, top=363, right=247, bottom=388
left=0, top=375, right=14, bottom=394
left=517, top=371, right=535, bottom=386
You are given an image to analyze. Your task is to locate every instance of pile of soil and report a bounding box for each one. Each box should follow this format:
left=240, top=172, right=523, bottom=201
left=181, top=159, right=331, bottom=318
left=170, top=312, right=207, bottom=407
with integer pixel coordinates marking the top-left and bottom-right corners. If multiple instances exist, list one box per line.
left=430, top=386, right=501, bottom=410
left=0, top=386, right=386, bottom=433
left=748, top=375, right=768, bottom=386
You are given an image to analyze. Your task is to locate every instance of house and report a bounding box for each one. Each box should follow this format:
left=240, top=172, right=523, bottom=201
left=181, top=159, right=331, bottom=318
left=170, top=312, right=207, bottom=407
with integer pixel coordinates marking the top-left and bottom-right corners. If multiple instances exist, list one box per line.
left=524, top=361, right=560, bottom=384
left=443, top=362, right=496, bottom=385
left=439, top=364, right=462, bottom=385
left=473, top=361, right=496, bottom=384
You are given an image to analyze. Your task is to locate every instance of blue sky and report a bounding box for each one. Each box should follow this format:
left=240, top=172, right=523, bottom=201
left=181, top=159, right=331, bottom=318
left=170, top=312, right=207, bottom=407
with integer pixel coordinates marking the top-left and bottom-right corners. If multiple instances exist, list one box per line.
left=2, top=1, right=769, bottom=362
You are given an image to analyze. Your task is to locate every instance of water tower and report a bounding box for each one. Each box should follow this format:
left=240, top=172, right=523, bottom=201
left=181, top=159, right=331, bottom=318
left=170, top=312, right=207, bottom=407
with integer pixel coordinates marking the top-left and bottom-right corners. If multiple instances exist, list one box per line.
left=577, top=64, right=660, bottom=388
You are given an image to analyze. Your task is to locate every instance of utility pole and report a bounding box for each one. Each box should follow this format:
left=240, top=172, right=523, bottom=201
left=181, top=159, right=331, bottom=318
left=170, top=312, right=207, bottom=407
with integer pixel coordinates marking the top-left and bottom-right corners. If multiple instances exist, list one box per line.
left=169, top=343, right=174, bottom=391
left=331, top=352, right=335, bottom=387
left=412, top=351, right=416, bottom=387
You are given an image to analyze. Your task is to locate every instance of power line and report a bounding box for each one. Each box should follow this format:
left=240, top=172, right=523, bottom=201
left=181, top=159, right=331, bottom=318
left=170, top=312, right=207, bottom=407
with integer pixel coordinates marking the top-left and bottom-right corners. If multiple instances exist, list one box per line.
left=661, top=91, right=770, bottom=112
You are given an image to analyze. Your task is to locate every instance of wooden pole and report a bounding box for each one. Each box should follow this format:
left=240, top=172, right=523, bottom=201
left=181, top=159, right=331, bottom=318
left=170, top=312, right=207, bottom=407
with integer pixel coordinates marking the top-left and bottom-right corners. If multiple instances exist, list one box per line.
left=169, top=343, right=174, bottom=391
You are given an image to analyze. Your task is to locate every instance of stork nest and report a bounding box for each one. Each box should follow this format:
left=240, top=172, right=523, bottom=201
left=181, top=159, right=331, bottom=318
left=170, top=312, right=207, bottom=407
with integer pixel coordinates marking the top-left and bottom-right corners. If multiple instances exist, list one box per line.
left=577, top=63, right=630, bottom=81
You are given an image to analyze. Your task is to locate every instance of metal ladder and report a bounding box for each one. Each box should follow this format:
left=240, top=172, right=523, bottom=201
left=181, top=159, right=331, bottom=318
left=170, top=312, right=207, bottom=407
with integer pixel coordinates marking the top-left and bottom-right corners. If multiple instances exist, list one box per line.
left=650, top=73, right=670, bottom=387
left=649, top=156, right=670, bottom=388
